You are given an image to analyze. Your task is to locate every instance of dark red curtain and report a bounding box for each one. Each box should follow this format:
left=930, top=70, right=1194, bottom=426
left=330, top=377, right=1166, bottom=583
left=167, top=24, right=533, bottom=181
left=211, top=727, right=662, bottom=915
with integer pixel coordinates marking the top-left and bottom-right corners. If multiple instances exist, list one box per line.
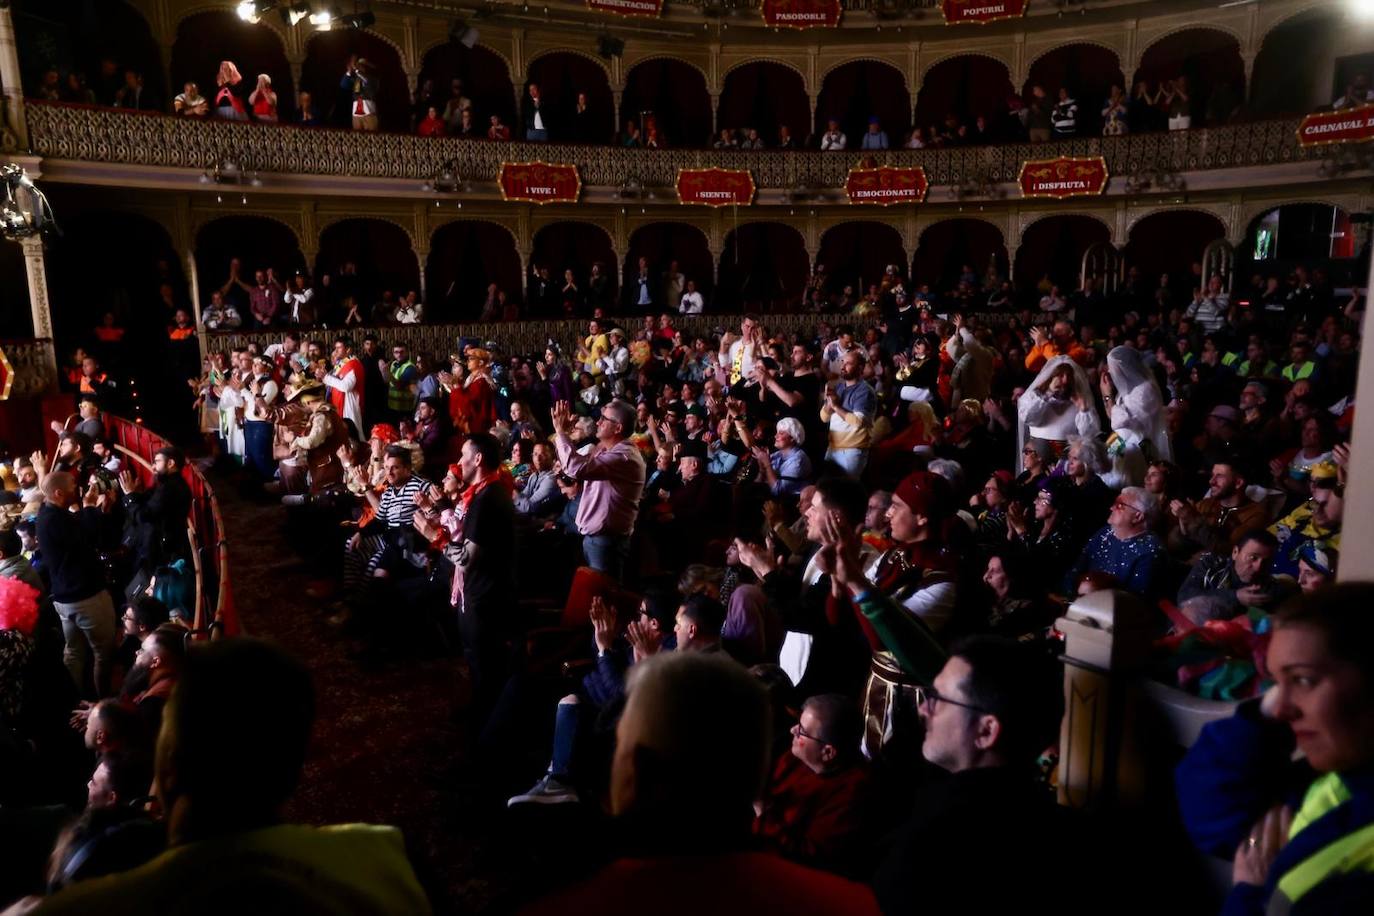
left=913, top=219, right=1009, bottom=293
left=1025, top=44, right=1125, bottom=134
left=525, top=53, right=614, bottom=144
left=718, top=63, right=809, bottom=147
left=817, top=222, right=906, bottom=297
left=302, top=30, right=409, bottom=132
left=1125, top=212, right=1225, bottom=285
left=914, top=55, right=1014, bottom=136
left=425, top=221, right=522, bottom=322
left=316, top=219, right=420, bottom=304
left=1135, top=30, right=1245, bottom=126
left=717, top=223, right=807, bottom=311
left=420, top=42, right=515, bottom=129
left=1251, top=10, right=1339, bottom=117
left=15, top=0, right=165, bottom=103
left=817, top=61, right=911, bottom=149
left=624, top=223, right=714, bottom=303
left=1014, top=216, right=1110, bottom=292
left=532, top=222, right=617, bottom=300
left=623, top=59, right=712, bottom=149
left=195, top=216, right=305, bottom=304
left=170, top=12, right=293, bottom=119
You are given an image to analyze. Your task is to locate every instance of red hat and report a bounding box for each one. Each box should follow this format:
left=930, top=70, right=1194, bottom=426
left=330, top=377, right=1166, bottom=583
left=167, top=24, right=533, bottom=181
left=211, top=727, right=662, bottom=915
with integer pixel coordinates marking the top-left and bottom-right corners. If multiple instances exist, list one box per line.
left=893, top=470, right=946, bottom=521
left=370, top=423, right=399, bottom=444
left=447, top=463, right=463, bottom=480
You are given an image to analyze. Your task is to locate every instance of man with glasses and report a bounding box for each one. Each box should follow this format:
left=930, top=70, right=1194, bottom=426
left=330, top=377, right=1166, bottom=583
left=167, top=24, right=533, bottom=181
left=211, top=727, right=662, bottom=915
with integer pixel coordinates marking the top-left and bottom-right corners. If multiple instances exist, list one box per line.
left=550, top=398, right=646, bottom=581
left=1064, top=485, right=1168, bottom=599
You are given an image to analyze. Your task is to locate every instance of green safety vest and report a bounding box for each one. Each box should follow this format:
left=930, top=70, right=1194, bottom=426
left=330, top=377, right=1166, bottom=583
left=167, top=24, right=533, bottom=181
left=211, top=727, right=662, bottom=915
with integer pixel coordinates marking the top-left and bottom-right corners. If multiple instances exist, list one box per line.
left=1272, top=772, right=1374, bottom=913
left=1282, top=361, right=1315, bottom=383
left=387, top=360, right=416, bottom=414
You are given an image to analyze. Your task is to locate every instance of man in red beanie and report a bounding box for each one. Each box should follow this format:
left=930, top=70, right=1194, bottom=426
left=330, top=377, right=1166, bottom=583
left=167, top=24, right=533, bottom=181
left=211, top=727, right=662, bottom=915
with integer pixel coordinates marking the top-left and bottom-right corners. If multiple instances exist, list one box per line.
left=869, top=470, right=960, bottom=634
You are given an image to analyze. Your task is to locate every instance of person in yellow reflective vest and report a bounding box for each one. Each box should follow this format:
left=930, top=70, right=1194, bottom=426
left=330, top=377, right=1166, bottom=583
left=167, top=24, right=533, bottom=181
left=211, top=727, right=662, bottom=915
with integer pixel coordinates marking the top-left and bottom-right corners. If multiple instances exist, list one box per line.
left=1177, top=583, right=1374, bottom=915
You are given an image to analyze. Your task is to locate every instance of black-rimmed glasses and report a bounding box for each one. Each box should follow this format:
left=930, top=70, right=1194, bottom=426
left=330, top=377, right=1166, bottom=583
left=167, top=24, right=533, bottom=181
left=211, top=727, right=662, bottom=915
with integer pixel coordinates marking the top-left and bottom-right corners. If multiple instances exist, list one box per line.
left=915, top=684, right=991, bottom=715
left=791, top=724, right=830, bottom=746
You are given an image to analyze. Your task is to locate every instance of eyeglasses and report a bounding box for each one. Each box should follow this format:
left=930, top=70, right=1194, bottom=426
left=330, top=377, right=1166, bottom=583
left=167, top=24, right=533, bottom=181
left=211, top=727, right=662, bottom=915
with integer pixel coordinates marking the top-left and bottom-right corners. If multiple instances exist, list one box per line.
left=1022, top=447, right=1038, bottom=455
left=915, top=684, right=990, bottom=715
left=791, top=724, right=830, bottom=746
left=1112, top=500, right=1144, bottom=515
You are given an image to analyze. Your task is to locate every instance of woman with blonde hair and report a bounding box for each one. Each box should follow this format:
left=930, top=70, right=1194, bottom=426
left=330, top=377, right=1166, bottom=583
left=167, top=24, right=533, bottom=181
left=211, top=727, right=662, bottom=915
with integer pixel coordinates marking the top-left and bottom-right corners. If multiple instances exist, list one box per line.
left=213, top=60, right=247, bottom=120
left=249, top=73, right=278, bottom=122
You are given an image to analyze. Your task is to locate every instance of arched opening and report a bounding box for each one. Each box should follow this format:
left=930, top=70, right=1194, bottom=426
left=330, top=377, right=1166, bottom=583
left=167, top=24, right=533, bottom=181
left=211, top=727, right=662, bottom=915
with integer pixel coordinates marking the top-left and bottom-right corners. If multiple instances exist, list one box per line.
left=1240, top=203, right=1362, bottom=283
left=315, top=219, right=420, bottom=312
left=717, top=223, right=807, bottom=311
left=623, top=223, right=714, bottom=310
left=1024, top=44, right=1125, bottom=136
left=194, top=215, right=305, bottom=316
left=0, top=241, right=30, bottom=339
left=717, top=62, right=809, bottom=147
left=914, top=55, right=1015, bottom=143
left=530, top=221, right=617, bottom=318
left=525, top=52, right=614, bottom=144
left=1124, top=210, right=1225, bottom=288
left=302, top=30, right=409, bottom=132
left=817, top=222, right=906, bottom=300
left=623, top=58, right=712, bottom=149
left=1135, top=29, right=1245, bottom=127
left=425, top=221, right=522, bottom=323
left=419, top=42, right=515, bottom=133
left=1252, top=9, right=1344, bottom=117
left=170, top=11, right=293, bottom=120
left=913, top=219, right=1009, bottom=295
left=1014, top=215, right=1111, bottom=292
left=817, top=61, right=911, bottom=150
left=15, top=0, right=165, bottom=106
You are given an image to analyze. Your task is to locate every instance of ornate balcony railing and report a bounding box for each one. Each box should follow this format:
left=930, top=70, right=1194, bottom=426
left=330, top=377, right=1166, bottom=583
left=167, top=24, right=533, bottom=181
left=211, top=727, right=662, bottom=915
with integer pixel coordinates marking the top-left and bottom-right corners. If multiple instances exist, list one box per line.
left=26, top=101, right=1317, bottom=193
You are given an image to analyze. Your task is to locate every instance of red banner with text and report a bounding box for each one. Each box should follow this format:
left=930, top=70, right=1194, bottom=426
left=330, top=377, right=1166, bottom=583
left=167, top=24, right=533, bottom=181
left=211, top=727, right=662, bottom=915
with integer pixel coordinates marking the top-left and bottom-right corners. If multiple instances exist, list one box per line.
left=586, top=0, right=662, bottom=18
left=845, top=166, right=929, bottom=205
left=676, top=168, right=756, bottom=207
left=941, top=0, right=1028, bottom=25
left=1018, top=156, right=1109, bottom=199
left=499, top=162, right=582, bottom=204
left=1296, top=104, right=1374, bottom=147
left=761, top=0, right=841, bottom=29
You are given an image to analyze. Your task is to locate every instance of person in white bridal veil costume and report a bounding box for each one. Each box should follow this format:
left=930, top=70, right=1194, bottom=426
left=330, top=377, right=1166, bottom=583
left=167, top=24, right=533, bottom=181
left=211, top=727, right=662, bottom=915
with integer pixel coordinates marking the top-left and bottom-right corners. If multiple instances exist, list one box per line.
left=1100, top=345, right=1172, bottom=488
left=1016, top=355, right=1099, bottom=473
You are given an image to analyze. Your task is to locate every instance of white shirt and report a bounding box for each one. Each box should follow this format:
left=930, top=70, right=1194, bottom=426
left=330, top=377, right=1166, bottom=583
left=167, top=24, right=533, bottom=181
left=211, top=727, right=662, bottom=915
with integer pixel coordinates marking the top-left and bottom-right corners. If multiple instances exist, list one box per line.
left=533, top=103, right=545, bottom=131
left=244, top=377, right=280, bottom=422
left=821, top=131, right=846, bottom=151
left=284, top=287, right=314, bottom=322
left=395, top=304, right=421, bottom=324
left=679, top=291, right=704, bottom=315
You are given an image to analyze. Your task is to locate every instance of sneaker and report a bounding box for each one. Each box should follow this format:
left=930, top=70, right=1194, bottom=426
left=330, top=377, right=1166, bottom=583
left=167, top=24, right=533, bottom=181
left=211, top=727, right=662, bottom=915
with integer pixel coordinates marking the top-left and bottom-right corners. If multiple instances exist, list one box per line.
left=507, top=775, right=578, bottom=807
left=281, top=493, right=307, bottom=507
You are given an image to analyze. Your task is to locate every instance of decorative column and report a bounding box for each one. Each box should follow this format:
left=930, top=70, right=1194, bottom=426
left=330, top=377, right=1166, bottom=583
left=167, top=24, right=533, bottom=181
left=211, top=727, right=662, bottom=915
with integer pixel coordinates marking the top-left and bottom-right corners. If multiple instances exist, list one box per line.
left=21, top=237, right=58, bottom=377
left=710, top=92, right=721, bottom=135
left=0, top=3, right=28, bottom=150
left=612, top=90, right=622, bottom=134
left=414, top=243, right=428, bottom=302
left=183, top=247, right=206, bottom=365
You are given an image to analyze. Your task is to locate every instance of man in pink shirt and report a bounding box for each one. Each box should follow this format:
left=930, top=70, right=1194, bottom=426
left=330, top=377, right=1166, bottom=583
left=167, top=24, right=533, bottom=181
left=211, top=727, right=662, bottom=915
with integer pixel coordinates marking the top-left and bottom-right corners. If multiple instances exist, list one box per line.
left=550, top=398, right=646, bottom=580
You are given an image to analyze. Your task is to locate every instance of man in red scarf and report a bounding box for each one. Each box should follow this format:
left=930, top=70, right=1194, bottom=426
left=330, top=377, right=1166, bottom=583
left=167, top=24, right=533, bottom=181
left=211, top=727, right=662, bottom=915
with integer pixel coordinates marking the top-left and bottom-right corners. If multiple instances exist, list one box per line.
left=318, top=336, right=365, bottom=437
left=450, top=348, right=497, bottom=436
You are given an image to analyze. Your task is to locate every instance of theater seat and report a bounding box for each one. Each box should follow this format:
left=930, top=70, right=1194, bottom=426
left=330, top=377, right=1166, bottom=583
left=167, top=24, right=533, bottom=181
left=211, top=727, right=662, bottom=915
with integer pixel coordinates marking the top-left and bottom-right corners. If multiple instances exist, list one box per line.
left=524, top=566, right=643, bottom=677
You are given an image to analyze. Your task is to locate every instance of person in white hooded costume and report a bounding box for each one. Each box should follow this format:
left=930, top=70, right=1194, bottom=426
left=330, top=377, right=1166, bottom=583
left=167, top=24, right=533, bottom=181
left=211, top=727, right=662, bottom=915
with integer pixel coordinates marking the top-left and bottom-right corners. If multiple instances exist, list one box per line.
left=1016, top=355, right=1099, bottom=473
left=1100, top=345, right=1172, bottom=488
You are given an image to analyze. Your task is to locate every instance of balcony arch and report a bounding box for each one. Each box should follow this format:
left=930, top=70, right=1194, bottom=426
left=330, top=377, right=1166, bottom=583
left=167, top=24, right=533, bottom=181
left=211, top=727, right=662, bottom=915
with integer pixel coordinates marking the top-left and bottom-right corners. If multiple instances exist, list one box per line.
left=530, top=221, right=618, bottom=317
left=817, top=60, right=911, bottom=150
left=170, top=10, right=293, bottom=119
left=623, top=57, right=712, bottom=149
left=913, top=218, right=1009, bottom=295
left=315, top=218, right=421, bottom=310
left=1134, top=28, right=1245, bottom=127
left=193, top=214, right=305, bottom=325
left=1124, top=210, right=1226, bottom=289
left=718, top=61, right=809, bottom=147
left=1014, top=214, right=1111, bottom=292
left=816, top=221, right=906, bottom=301
left=624, top=222, right=714, bottom=309
left=913, top=55, right=1014, bottom=143
left=525, top=51, right=614, bottom=144
left=15, top=0, right=166, bottom=105
left=419, top=41, right=516, bottom=131
left=302, top=29, right=410, bottom=132
left=425, top=220, right=522, bottom=323
left=1252, top=6, right=1344, bottom=117
left=717, top=222, right=807, bottom=312
left=1024, top=43, right=1125, bottom=136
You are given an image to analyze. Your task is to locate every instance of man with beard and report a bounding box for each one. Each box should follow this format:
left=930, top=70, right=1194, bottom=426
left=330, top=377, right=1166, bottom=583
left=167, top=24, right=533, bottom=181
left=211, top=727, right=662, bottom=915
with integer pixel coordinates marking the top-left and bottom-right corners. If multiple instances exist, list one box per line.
left=821, top=351, right=876, bottom=479
left=118, top=446, right=192, bottom=586
left=317, top=336, right=366, bottom=438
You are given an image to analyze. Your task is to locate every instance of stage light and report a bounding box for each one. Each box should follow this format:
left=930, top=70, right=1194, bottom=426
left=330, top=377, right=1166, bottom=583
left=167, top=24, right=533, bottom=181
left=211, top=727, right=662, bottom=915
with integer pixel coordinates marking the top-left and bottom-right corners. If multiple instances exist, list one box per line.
left=237, top=1, right=276, bottom=23
left=342, top=11, right=376, bottom=28
left=1352, top=0, right=1374, bottom=20
left=309, top=7, right=337, bottom=26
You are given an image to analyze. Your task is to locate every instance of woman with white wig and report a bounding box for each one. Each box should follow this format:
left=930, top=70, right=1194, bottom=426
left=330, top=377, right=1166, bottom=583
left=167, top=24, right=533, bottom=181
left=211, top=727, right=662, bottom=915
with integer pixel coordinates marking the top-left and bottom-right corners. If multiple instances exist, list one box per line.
left=1100, top=345, right=1171, bottom=488
left=754, top=417, right=812, bottom=498
left=1016, top=355, right=1100, bottom=473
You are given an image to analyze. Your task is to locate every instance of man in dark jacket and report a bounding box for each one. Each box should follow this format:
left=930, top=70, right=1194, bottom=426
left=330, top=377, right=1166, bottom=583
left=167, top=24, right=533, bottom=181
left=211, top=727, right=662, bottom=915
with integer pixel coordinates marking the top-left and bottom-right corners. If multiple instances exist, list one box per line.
left=37, top=471, right=118, bottom=697
left=119, top=446, right=192, bottom=584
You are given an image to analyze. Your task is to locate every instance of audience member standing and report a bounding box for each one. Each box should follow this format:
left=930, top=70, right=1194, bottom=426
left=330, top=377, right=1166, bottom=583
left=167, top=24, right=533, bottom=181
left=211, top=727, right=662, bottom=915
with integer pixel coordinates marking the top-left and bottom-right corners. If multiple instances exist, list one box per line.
left=550, top=399, right=645, bottom=580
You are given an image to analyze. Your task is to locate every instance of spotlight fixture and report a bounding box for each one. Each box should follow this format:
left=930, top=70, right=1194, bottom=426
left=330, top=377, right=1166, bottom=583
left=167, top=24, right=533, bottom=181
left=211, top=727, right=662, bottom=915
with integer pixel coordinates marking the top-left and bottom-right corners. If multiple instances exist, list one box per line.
left=341, top=10, right=376, bottom=28
left=0, top=164, right=58, bottom=242
left=279, top=1, right=311, bottom=25
left=236, top=0, right=277, bottom=23
left=309, top=6, right=338, bottom=26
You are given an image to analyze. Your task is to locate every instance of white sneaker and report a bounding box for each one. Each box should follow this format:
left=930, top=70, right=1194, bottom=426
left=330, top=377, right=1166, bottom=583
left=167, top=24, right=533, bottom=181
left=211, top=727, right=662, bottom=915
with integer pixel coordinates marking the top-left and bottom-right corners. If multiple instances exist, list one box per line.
left=507, top=774, right=578, bottom=807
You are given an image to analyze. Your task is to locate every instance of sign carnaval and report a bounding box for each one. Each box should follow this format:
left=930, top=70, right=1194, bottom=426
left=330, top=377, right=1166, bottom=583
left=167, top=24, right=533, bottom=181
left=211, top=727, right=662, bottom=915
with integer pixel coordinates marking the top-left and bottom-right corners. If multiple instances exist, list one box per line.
left=941, top=0, right=1029, bottom=25
left=585, top=0, right=662, bottom=18
left=498, top=162, right=582, bottom=204
left=1017, top=156, right=1109, bottom=199
left=676, top=168, right=756, bottom=207
left=1296, top=104, right=1374, bottom=147
left=761, top=0, right=841, bottom=29
left=845, top=166, right=930, bottom=205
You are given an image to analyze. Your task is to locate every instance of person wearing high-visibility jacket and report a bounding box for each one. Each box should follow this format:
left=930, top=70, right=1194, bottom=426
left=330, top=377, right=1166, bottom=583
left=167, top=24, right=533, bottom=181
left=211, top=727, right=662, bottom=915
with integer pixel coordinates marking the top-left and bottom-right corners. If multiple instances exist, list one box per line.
left=1176, top=583, right=1374, bottom=915
left=383, top=343, right=419, bottom=420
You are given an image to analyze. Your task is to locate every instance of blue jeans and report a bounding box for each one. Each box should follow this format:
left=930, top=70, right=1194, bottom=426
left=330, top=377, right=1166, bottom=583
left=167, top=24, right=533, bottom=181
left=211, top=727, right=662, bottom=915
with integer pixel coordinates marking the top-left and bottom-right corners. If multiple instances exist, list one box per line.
left=526, top=128, right=548, bottom=142
left=826, top=446, right=869, bottom=479
left=583, top=533, right=630, bottom=580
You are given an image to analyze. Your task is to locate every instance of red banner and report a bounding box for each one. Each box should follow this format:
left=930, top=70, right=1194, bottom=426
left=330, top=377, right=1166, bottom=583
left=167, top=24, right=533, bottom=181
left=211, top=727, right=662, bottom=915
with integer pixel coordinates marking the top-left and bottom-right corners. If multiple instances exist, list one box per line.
left=845, top=166, right=929, bottom=205
left=1018, top=156, right=1109, bottom=199
left=498, top=161, right=582, bottom=204
left=1297, top=104, right=1374, bottom=147
left=761, top=0, right=841, bottom=29
left=0, top=346, right=10, bottom=400
left=586, top=0, right=662, bottom=17
left=676, top=168, right=755, bottom=207
left=941, top=0, right=1029, bottom=24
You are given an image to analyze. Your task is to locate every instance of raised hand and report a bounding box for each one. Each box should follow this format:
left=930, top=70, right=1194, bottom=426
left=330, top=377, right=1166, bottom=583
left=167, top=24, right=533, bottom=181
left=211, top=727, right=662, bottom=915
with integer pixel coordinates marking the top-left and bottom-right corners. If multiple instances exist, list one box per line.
left=625, top=618, right=663, bottom=662
left=589, top=595, right=616, bottom=653
left=551, top=400, right=574, bottom=436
